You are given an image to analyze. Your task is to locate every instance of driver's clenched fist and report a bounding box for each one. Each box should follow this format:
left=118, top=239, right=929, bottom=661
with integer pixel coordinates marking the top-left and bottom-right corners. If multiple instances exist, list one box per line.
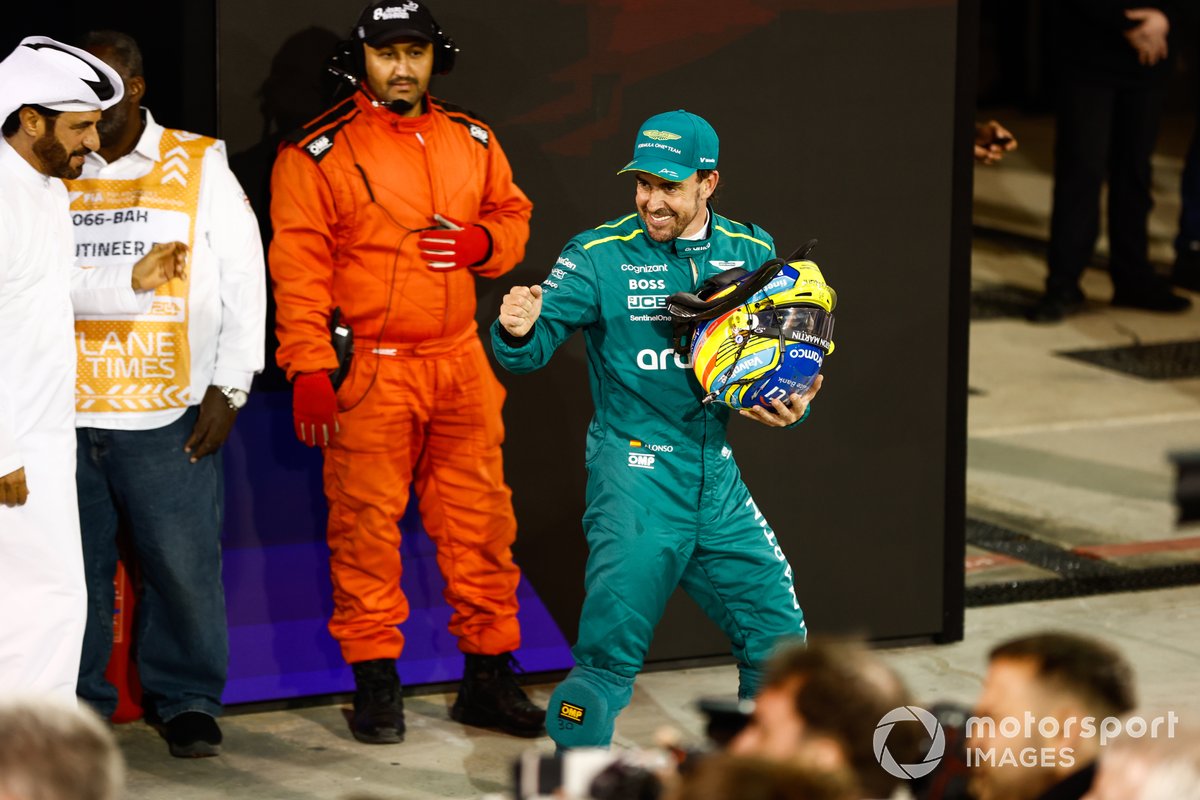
left=499, top=284, right=543, bottom=338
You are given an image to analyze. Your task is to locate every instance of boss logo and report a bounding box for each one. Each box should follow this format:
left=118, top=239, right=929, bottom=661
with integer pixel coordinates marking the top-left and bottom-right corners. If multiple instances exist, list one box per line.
left=629, top=279, right=666, bottom=290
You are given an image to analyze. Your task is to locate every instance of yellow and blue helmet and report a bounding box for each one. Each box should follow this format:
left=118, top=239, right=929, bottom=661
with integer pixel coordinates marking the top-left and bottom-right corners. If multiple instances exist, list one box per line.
left=668, top=242, right=836, bottom=410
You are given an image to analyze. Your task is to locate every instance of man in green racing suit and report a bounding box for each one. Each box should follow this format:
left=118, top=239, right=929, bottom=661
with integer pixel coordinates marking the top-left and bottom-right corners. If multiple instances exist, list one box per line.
left=491, top=110, right=823, bottom=749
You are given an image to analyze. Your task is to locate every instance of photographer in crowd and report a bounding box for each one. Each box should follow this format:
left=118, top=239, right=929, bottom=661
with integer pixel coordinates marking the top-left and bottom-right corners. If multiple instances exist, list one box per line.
left=968, top=632, right=1136, bottom=800
left=729, top=639, right=922, bottom=800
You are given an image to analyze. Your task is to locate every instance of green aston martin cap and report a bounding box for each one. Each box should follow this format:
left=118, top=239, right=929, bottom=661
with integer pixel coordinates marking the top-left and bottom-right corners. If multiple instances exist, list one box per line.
left=617, top=109, right=719, bottom=182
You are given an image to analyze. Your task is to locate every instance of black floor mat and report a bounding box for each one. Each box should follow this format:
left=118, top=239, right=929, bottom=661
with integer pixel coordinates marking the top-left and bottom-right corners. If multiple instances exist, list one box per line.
left=970, top=284, right=1044, bottom=321
left=1058, top=339, right=1200, bottom=380
left=964, top=518, right=1200, bottom=606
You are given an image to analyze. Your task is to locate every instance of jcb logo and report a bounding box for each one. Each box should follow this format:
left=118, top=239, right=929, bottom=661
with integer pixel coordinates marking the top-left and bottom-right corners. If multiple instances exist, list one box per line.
left=636, top=348, right=689, bottom=371
left=627, top=295, right=667, bottom=310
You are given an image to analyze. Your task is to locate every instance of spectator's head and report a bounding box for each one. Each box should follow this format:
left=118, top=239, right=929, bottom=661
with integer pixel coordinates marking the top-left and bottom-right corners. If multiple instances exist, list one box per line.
left=618, top=110, right=720, bottom=243
left=667, top=754, right=857, bottom=800
left=1084, top=730, right=1200, bottom=800
left=0, top=699, right=123, bottom=800
left=969, top=632, right=1136, bottom=800
left=78, top=31, right=145, bottom=147
left=729, top=639, right=921, bottom=799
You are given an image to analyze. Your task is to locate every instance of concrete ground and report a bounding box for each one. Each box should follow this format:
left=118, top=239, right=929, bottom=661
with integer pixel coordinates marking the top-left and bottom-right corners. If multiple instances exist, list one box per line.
left=966, top=109, right=1200, bottom=589
left=113, top=587, right=1199, bottom=800
left=110, top=112, right=1200, bottom=798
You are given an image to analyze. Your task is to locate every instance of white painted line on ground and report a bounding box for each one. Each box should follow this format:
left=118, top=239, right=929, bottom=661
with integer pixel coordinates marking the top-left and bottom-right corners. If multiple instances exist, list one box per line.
left=972, top=410, right=1200, bottom=438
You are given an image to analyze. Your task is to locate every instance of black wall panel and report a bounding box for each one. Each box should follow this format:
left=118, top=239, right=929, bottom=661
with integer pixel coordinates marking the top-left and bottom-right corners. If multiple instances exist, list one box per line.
left=10, top=0, right=969, bottom=673
left=219, top=0, right=971, bottom=660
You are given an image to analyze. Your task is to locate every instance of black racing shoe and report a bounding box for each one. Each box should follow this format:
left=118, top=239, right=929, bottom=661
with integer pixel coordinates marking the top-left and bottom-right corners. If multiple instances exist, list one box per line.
left=164, top=711, right=223, bottom=758
left=1172, top=246, right=1200, bottom=292
left=1111, top=284, right=1192, bottom=313
left=350, top=659, right=406, bottom=744
left=1027, top=290, right=1084, bottom=323
left=451, top=652, right=546, bottom=738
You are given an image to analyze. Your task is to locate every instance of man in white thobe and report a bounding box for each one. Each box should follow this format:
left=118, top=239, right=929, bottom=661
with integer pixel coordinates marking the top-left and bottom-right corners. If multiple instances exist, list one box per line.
left=0, top=36, right=187, bottom=701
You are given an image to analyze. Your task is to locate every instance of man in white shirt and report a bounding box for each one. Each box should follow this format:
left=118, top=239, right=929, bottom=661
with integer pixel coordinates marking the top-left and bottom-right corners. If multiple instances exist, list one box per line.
left=67, top=31, right=265, bottom=758
left=0, top=36, right=186, bottom=704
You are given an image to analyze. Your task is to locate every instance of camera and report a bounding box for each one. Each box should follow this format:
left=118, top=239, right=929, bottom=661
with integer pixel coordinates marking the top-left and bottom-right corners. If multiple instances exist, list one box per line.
left=511, top=696, right=751, bottom=800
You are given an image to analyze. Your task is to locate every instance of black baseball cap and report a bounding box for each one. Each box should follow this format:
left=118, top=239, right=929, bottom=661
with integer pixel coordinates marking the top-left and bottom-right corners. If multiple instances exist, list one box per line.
left=354, top=1, right=440, bottom=47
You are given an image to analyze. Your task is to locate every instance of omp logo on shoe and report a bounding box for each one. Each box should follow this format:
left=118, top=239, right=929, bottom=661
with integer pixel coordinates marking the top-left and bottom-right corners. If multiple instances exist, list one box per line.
left=643, top=130, right=681, bottom=141
left=559, top=702, right=586, bottom=724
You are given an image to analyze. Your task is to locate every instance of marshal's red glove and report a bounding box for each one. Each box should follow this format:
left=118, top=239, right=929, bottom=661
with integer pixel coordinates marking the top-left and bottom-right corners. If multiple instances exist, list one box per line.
left=417, top=215, right=492, bottom=271
left=293, top=372, right=338, bottom=447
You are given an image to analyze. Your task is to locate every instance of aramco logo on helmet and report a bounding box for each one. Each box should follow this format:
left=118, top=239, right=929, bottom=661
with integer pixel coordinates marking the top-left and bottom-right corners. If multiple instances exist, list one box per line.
left=874, top=705, right=946, bottom=780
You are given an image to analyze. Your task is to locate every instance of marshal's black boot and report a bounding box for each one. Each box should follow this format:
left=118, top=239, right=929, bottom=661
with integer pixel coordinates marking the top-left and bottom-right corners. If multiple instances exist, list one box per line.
left=451, top=652, right=545, bottom=738
left=350, top=658, right=405, bottom=744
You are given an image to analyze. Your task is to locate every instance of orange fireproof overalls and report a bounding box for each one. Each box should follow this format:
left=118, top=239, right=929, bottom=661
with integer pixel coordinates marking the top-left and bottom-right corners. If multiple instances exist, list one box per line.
left=269, top=91, right=532, bottom=664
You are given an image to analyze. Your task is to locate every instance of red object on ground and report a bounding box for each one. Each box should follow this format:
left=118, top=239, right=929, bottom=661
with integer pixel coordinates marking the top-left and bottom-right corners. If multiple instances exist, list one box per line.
left=105, top=558, right=143, bottom=723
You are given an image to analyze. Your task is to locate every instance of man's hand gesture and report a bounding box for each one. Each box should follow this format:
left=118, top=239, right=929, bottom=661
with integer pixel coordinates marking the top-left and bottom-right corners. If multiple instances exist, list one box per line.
left=499, top=285, right=543, bottom=338
left=131, top=241, right=189, bottom=291
left=1124, top=8, right=1169, bottom=67
left=1, top=467, right=29, bottom=507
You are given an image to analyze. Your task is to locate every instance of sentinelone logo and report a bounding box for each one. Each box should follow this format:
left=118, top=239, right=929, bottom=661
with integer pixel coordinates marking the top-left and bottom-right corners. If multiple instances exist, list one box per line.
left=873, top=706, right=1182, bottom=780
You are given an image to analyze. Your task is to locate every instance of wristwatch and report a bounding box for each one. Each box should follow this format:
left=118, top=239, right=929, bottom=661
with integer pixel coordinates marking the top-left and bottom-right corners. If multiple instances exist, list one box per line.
left=217, top=386, right=248, bottom=410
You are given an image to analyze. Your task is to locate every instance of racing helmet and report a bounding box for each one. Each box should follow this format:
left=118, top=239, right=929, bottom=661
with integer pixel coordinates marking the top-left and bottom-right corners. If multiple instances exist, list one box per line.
left=668, top=243, right=836, bottom=410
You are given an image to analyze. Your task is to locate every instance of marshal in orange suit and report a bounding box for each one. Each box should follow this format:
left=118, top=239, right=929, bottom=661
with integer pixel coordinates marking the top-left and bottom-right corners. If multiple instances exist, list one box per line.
left=268, top=0, right=543, bottom=745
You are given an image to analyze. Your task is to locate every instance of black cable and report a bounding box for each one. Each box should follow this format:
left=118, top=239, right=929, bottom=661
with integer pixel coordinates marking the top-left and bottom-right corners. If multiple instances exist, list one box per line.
left=335, top=135, right=440, bottom=412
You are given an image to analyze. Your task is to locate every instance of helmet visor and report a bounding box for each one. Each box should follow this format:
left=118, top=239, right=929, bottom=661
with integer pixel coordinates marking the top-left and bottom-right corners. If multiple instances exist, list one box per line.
left=748, top=305, right=835, bottom=351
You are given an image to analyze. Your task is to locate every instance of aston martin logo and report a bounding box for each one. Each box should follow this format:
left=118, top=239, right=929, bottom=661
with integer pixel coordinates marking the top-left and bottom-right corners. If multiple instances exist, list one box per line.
left=643, top=130, right=681, bottom=141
